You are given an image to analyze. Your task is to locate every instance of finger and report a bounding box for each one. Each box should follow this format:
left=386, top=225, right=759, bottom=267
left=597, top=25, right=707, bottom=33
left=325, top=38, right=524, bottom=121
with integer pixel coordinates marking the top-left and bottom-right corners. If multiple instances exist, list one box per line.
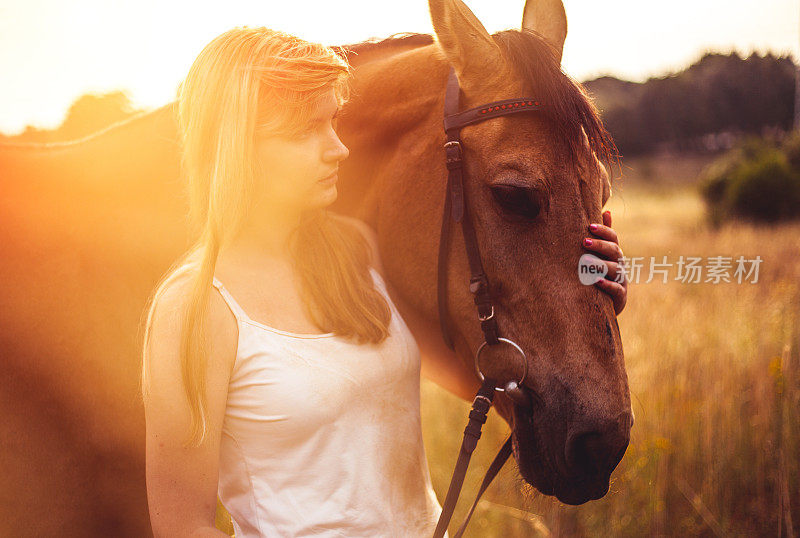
left=582, top=237, right=624, bottom=262
left=603, top=210, right=612, bottom=227
left=603, top=260, right=628, bottom=284
left=587, top=223, right=619, bottom=244
left=593, top=277, right=626, bottom=314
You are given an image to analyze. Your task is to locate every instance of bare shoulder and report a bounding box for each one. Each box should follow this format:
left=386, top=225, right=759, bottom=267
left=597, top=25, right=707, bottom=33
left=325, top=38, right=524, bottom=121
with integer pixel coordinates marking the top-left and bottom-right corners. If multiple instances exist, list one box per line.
left=328, top=212, right=385, bottom=276
left=145, top=272, right=238, bottom=398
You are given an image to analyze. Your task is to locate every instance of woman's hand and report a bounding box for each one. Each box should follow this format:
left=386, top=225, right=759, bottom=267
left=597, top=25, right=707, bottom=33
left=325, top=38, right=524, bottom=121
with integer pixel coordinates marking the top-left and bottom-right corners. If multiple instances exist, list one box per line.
left=582, top=210, right=627, bottom=315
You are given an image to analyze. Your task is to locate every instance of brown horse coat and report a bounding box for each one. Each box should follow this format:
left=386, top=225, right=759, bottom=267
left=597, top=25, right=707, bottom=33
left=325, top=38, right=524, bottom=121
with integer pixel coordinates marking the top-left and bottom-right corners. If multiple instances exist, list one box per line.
left=0, top=0, right=631, bottom=533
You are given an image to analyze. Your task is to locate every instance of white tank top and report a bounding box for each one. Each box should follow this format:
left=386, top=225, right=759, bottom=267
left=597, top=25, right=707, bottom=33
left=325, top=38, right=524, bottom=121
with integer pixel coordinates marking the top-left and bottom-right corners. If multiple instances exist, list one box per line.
left=211, top=266, right=443, bottom=537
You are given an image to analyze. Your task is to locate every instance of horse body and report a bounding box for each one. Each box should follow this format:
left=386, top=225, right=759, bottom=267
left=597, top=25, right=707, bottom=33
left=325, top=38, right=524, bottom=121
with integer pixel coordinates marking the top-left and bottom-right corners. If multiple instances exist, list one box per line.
left=0, top=106, right=186, bottom=536
left=0, top=0, right=631, bottom=534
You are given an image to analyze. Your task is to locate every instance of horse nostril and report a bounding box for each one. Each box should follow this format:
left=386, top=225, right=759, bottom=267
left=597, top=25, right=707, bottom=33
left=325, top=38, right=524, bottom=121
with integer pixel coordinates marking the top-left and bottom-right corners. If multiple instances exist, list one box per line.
left=565, top=431, right=605, bottom=477
left=565, top=416, right=631, bottom=479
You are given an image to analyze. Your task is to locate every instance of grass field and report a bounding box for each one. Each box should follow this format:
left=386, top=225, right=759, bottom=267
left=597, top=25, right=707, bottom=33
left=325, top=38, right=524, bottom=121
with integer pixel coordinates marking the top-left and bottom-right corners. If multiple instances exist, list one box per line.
left=420, top=152, right=800, bottom=537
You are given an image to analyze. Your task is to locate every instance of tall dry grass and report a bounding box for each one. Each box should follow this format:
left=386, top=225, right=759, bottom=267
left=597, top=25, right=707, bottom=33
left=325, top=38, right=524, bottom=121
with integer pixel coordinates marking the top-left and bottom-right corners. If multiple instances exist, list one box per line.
left=422, top=155, right=800, bottom=537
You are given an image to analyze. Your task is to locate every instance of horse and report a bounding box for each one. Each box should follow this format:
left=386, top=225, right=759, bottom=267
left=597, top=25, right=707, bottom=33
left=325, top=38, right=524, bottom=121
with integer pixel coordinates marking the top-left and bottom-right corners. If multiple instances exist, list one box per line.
left=0, top=0, right=632, bottom=534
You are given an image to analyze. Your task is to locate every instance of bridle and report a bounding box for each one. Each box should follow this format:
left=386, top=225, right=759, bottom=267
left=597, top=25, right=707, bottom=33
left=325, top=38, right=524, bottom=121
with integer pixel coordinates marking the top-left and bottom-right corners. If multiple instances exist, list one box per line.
left=433, top=67, right=542, bottom=538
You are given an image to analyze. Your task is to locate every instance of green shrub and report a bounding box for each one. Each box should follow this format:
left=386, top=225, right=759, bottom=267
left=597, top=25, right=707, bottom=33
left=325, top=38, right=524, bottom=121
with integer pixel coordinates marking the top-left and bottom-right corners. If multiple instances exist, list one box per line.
left=699, top=135, right=800, bottom=224
left=729, top=149, right=800, bottom=221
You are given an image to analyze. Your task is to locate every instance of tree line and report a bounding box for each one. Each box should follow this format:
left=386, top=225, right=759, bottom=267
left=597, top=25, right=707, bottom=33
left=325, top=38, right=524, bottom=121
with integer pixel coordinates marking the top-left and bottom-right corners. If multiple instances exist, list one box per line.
left=584, top=51, right=795, bottom=156
left=2, top=51, right=795, bottom=157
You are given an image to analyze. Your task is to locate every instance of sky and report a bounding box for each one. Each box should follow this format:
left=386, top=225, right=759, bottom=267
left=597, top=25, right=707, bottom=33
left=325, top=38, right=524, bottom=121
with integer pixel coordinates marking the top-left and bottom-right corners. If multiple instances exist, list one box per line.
left=0, top=0, right=796, bottom=135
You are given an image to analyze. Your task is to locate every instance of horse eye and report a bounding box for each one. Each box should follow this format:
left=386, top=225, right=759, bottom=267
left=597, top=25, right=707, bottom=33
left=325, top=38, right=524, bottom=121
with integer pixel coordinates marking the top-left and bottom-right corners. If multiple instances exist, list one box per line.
left=490, top=184, right=542, bottom=220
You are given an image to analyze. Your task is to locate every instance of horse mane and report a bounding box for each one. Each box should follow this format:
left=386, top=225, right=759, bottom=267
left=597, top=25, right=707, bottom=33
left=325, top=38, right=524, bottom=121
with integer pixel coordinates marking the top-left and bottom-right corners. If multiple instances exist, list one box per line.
left=336, top=32, right=434, bottom=56
left=492, top=29, right=620, bottom=171
left=336, top=29, right=618, bottom=172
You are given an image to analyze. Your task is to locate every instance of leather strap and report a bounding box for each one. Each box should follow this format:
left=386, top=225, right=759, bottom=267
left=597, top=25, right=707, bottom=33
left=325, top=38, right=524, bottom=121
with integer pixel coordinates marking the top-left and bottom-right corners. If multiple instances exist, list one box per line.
left=433, top=379, right=498, bottom=538
left=436, top=67, right=541, bottom=351
left=437, top=157, right=456, bottom=350
left=444, top=97, right=542, bottom=132
left=433, top=67, right=542, bottom=537
left=432, top=378, right=514, bottom=538
left=453, top=436, right=513, bottom=538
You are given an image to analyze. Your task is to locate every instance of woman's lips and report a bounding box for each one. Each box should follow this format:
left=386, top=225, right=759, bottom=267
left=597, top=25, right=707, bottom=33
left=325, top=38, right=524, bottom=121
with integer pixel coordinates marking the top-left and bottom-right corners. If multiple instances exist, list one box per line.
left=318, top=171, right=338, bottom=185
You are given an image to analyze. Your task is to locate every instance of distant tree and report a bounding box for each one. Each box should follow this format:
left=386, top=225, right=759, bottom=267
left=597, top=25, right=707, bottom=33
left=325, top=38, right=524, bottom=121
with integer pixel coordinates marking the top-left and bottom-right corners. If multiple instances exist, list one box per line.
left=9, top=124, right=55, bottom=144
left=584, top=51, right=795, bottom=156
left=57, top=91, right=136, bottom=139
left=4, top=91, right=140, bottom=143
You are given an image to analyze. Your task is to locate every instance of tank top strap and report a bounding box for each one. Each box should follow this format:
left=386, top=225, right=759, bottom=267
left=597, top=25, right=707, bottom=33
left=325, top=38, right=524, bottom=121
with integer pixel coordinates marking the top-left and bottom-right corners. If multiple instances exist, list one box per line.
left=211, top=276, right=249, bottom=323
left=368, top=266, right=386, bottom=290
left=213, top=269, right=388, bottom=327
left=370, top=266, right=397, bottom=300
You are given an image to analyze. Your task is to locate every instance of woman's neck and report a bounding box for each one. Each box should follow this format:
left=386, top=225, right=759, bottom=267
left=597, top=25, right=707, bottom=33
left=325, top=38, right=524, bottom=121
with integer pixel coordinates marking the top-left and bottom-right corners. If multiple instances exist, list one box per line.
left=218, top=203, right=326, bottom=268
left=221, top=207, right=302, bottom=262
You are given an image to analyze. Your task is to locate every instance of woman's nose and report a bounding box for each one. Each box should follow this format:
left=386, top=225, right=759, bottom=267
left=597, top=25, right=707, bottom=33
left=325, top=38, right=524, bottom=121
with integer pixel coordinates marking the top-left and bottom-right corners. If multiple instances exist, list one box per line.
left=324, top=132, right=349, bottom=163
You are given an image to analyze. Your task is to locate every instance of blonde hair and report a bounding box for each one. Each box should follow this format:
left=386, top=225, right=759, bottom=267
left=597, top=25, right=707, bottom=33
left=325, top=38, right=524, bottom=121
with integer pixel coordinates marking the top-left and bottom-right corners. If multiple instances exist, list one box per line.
left=140, top=27, right=391, bottom=447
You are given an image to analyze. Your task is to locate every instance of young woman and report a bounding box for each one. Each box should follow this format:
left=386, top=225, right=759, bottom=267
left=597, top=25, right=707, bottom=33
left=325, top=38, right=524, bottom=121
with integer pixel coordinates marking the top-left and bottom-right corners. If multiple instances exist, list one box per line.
left=140, top=26, right=627, bottom=538
left=140, top=26, right=445, bottom=537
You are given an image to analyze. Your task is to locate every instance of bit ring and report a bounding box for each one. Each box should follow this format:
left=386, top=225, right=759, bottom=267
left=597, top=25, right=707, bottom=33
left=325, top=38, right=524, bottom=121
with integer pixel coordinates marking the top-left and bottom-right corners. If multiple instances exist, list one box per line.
left=474, top=337, right=527, bottom=392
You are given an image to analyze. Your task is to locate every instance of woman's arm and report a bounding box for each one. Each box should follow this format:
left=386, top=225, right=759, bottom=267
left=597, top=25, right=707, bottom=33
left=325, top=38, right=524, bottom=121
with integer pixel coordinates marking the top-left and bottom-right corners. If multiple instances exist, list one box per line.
left=143, top=279, right=238, bottom=537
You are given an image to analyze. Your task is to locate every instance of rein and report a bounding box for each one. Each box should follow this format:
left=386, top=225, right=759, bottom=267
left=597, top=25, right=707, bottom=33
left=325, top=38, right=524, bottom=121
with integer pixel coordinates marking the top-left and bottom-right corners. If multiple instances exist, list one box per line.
left=433, top=68, right=542, bottom=538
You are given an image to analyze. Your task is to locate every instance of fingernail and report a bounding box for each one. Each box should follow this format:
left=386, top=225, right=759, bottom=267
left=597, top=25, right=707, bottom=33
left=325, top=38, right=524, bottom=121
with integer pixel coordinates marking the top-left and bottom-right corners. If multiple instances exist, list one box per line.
left=583, top=238, right=593, bottom=246
left=589, top=223, right=598, bottom=231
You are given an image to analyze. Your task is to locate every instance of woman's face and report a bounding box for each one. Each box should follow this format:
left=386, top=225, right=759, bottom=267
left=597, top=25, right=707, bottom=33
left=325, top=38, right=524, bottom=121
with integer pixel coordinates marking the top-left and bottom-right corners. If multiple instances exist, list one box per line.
left=253, top=88, right=349, bottom=215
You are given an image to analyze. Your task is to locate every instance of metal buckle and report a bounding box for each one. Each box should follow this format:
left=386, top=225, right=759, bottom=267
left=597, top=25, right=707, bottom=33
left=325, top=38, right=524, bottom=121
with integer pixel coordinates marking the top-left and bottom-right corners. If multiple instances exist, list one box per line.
left=472, top=394, right=492, bottom=407
left=474, top=337, right=528, bottom=392
left=469, top=275, right=485, bottom=294
left=444, top=140, right=462, bottom=164
left=477, top=306, right=494, bottom=322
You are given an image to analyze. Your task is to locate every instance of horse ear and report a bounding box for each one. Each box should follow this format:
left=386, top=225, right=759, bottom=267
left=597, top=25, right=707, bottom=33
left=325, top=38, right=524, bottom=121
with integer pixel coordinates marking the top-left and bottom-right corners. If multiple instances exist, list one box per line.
left=429, top=0, right=503, bottom=88
left=522, top=0, right=568, bottom=64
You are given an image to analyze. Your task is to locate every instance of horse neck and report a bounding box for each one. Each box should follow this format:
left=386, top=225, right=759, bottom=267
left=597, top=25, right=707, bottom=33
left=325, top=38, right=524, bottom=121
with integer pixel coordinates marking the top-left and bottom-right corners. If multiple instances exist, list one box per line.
left=0, top=103, right=181, bottom=200
left=340, top=35, right=434, bottom=68
left=333, top=45, right=448, bottom=222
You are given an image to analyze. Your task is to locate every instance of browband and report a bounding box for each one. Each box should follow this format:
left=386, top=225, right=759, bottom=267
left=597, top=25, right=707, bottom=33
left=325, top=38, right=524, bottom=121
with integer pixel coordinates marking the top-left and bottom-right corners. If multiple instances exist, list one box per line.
left=443, top=97, right=542, bottom=132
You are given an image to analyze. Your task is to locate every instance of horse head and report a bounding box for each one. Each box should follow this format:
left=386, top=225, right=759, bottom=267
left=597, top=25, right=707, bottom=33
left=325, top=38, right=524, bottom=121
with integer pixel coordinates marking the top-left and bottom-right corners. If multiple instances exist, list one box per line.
left=339, top=0, right=632, bottom=505
left=432, top=0, right=631, bottom=505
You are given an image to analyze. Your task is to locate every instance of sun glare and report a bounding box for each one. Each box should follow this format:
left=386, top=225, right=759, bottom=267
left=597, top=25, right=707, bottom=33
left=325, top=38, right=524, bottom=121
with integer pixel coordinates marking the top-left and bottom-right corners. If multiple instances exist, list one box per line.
left=0, top=0, right=796, bottom=134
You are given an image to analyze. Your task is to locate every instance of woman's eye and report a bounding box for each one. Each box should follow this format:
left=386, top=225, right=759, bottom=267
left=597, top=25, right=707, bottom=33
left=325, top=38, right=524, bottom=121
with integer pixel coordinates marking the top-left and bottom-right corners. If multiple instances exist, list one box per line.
left=290, top=116, right=336, bottom=141
left=490, top=184, right=542, bottom=220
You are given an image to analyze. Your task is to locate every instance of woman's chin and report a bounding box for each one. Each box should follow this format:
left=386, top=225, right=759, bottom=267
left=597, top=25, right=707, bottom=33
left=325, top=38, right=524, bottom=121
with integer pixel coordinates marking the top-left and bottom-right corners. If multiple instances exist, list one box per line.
left=312, top=184, right=338, bottom=209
